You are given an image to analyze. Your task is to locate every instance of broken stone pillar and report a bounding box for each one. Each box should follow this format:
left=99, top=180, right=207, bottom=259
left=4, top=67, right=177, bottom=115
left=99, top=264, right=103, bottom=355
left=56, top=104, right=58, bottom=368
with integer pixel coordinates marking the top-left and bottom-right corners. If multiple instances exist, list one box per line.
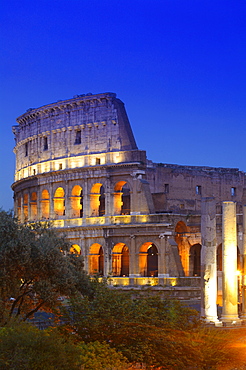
left=240, top=189, right=246, bottom=320
left=221, top=201, right=240, bottom=324
left=201, top=197, right=220, bottom=324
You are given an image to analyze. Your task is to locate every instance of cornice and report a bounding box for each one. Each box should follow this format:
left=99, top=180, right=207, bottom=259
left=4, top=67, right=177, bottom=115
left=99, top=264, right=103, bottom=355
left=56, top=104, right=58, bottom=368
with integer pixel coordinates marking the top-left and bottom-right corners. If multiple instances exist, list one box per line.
left=16, top=92, right=116, bottom=124
left=12, top=160, right=145, bottom=189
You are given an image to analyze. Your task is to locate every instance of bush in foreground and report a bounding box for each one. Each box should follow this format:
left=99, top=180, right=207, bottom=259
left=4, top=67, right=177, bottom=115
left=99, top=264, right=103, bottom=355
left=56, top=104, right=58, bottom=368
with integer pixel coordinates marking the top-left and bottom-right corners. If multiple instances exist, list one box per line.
left=0, top=322, right=129, bottom=370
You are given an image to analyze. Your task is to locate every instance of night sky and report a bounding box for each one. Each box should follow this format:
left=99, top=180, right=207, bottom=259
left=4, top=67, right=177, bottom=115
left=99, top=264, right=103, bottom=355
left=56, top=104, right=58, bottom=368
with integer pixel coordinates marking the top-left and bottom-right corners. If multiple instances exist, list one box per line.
left=1, top=0, right=246, bottom=211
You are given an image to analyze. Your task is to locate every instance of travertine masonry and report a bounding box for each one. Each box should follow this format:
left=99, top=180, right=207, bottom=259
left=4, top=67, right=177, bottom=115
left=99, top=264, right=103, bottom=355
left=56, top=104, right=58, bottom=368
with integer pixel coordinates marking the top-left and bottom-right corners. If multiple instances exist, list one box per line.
left=12, top=92, right=246, bottom=310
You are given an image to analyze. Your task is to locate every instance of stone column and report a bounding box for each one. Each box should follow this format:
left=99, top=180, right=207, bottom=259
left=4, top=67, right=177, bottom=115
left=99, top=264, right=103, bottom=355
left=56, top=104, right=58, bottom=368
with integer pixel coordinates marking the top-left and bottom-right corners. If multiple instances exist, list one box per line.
left=129, top=235, right=136, bottom=284
left=158, top=234, right=168, bottom=278
left=64, top=181, right=69, bottom=218
left=241, top=200, right=246, bottom=320
left=51, top=130, right=56, bottom=159
left=49, top=183, right=54, bottom=219
left=104, top=177, right=111, bottom=216
left=200, top=197, right=220, bottom=324
left=83, top=179, right=90, bottom=218
left=83, top=237, right=89, bottom=274
left=130, top=174, right=138, bottom=214
left=221, top=201, right=240, bottom=324
left=103, top=237, right=110, bottom=277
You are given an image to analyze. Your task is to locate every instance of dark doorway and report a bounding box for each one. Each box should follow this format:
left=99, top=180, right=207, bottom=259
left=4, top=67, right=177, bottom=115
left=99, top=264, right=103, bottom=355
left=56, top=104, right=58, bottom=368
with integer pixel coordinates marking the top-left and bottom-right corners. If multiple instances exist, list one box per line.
left=99, top=186, right=105, bottom=216
left=99, top=246, right=104, bottom=275
left=190, top=244, right=201, bottom=276
left=147, top=244, right=158, bottom=277
left=121, top=245, right=129, bottom=276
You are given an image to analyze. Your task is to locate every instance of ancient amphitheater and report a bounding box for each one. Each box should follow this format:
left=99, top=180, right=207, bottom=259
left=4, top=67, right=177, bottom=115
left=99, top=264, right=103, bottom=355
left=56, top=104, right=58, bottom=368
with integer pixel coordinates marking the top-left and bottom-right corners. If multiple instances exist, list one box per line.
left=11, top=92, right=246, bottom=324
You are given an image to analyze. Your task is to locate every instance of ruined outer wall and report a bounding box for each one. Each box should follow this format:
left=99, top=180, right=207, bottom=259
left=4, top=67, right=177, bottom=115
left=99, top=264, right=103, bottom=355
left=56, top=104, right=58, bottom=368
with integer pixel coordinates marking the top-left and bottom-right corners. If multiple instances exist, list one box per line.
left=146, top=162, right=246, bottom=214
left=11, top=92, right=246, bottom=290
left=11, top=93, right=150, bottom=223
left=13, top=93, right=137, bottom=182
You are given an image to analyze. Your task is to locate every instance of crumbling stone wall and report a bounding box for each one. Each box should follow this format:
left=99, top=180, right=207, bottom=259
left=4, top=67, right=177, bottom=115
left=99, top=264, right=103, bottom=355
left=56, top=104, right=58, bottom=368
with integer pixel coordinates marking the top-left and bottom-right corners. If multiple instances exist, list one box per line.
left=11, top=93, right=246, bottom=289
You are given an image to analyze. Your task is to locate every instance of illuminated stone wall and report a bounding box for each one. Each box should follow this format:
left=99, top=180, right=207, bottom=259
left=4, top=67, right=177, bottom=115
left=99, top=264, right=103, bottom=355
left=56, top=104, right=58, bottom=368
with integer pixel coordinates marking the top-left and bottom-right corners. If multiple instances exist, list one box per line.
left=12, top=93, right=137, bottom=181
left=147, top=163, right=245, bottom=214
left=11, top=93, right=246, bottom=301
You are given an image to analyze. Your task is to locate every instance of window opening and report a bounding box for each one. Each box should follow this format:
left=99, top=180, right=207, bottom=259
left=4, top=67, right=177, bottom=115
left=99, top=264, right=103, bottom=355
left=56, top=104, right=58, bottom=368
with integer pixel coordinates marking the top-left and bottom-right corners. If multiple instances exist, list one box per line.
left=43, top=137, right=48, bottom=150
left=75, top=130, right=81, bottom=144
left=231, top=187, right=236, bottom=196
left=164, top=184, right=169, bottom=193
left=196, top=185, right=202, bottom=195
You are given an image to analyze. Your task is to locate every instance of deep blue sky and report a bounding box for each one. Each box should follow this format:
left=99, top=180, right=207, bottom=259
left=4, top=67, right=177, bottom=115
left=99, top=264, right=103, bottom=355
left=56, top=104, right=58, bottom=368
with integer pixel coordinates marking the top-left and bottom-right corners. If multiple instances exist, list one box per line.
left=1, top=0, right=246, bottom=211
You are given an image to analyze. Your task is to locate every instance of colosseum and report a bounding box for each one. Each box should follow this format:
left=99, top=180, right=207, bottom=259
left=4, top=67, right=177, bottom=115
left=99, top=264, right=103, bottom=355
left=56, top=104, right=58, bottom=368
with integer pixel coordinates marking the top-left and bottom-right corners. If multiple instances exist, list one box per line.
left=12, top=92, right=246, bottom=324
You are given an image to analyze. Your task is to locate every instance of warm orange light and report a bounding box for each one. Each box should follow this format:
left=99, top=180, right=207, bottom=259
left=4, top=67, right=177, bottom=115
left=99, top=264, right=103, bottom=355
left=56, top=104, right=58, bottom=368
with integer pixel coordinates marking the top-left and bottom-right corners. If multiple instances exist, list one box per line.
left=54, top=187, right=65, bottom=216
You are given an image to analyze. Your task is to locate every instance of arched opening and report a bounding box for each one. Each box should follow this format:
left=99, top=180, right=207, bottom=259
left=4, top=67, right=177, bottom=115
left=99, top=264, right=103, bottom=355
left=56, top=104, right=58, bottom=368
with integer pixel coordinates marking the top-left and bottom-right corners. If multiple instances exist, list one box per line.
left=175, top=221, right=188, bottom=235
left=70, top=244, right=81, bottom=255
left=23, top=193, right=28, bottom=222
left=114, top=181, right=130, bottom=215
left=147, top=244, right=158, bottom=277
left=189, top=244, right=201, bottom=276
left=112, top=243, right=129, bottom=276
left=41, top=189, right=50, bottom=219
left=54, top=187, right=65, bottom=217
left=89, top=243, right=104, bottom=275
left=71, top=185, right=83, bottom=218
left=139, top=242, right=158, bottom=277
left=30, top=192, right=37, bottom=220
left=90, top=183, right=105, bottom=217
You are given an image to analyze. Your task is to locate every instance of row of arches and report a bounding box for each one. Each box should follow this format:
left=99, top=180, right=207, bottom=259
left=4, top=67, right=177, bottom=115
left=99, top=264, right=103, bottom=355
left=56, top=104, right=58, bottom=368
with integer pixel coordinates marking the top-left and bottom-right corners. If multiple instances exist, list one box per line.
left=72, top=241, right=240, bottom=278
left=72, top=242, right=158, bottom=277
left=17, top=182, right=131, bottom=221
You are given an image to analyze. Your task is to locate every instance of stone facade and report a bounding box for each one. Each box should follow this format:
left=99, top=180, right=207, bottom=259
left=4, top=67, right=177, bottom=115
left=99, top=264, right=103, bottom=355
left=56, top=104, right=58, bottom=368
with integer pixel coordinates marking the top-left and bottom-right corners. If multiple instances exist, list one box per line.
left=12, top=92, right=246, bottom=303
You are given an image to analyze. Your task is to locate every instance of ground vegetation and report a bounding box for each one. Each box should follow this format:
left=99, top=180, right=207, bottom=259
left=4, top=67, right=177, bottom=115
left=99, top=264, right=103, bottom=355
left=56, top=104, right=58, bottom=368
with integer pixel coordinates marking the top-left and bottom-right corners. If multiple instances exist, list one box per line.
left=0, top=210, right=244, bottom=370
left=61, top=282, right=233, bottom=370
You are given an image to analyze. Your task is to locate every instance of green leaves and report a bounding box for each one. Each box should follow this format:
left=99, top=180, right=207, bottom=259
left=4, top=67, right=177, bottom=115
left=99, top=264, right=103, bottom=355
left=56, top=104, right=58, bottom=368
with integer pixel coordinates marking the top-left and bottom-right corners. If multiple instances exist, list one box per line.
left=0, top=323, right=82, bottom=370
left=0, top=323, right=128, bottom=370
left=78, top=341, right=128, bottom=370
left=62, top=283, right=202, bottom=369
left=0, top=210, right=92, bottom=324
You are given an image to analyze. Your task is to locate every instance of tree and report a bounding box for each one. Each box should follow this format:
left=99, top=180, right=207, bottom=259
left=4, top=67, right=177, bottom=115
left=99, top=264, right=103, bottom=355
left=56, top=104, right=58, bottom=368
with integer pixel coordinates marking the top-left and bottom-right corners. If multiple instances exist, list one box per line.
left=0, top=210, right=93, bottom=324
left=0, top=322, right=82, bottom=370
left=62, top=283, right=235, bottom=370
left=78, top=341, right=128, bottom=370
left=0, top=322, right=129, bottom=370
left=61, top=282, right=201, bottom=369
